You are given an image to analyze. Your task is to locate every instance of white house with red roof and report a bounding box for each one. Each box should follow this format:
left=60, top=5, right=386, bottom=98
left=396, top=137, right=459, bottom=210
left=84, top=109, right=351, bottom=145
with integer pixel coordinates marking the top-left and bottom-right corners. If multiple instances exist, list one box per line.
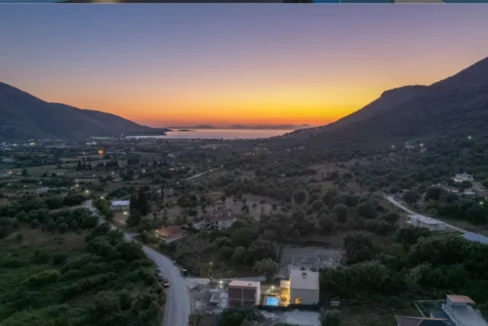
left=204, top=207, right=236, bottom=230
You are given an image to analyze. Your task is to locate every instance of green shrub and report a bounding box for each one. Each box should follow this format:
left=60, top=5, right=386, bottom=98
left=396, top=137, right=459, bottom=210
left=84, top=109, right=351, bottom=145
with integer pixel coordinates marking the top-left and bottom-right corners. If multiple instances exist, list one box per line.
left=28, top=269, right=61, bottom=286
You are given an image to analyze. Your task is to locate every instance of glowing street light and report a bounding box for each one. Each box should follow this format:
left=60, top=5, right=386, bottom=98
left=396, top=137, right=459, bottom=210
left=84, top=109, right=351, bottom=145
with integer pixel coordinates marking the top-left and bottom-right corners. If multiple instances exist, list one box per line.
left=480, top=201, right=484, bottom=206
left=84, top=190, right=90, bottom=194
left=123, top=211, right=128, bottom=215
left=420, top=143, right=424, bottom=147
left=468, top=136, right=472, bottom=140
left=100, top=196, right=104, bottom=200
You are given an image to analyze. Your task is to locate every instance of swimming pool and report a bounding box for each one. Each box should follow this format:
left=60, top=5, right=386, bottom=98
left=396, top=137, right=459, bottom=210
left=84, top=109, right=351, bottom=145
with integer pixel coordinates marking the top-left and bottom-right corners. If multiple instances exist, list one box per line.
left=266, top=297, right=279, bottom=306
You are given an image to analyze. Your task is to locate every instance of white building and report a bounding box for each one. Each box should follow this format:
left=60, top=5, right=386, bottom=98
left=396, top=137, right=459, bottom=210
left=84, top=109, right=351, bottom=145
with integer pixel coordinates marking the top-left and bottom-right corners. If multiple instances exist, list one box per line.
left=443, top=295, right=488, bottom=326
left=462, top=189, right=476, bottom=196
left=408, top=214, right=446, bottom=232
left=111, top=200, right=130, bottom=211
left=205, top=208, right=236, bottom=230
left=289, top=267, right=320, bottom=306
left=454, top=173, right=474, bottom=183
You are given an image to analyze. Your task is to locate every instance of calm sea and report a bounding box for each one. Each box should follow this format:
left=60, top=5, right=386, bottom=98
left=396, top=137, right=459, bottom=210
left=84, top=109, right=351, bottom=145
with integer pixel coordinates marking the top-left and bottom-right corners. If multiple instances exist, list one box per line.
left=128, top=129, right=292, bottom=140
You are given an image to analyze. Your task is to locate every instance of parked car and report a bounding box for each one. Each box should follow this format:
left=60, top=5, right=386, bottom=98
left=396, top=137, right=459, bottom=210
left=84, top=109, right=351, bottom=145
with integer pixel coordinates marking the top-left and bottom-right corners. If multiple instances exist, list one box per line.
left=155, top=268, right=161, bottom=275
left=163, top=279, right=170, bottom=288
left=157, top=273, right=164, bottom=282
left=181, top=269, right=188, bottom=277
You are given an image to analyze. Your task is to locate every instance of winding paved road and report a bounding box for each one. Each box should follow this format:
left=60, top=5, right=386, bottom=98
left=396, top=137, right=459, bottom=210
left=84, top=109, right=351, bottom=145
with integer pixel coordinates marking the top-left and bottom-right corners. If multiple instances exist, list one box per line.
left=185, top=167, right=222, bottom=181
left=385, top=195, right=467, bottom=233
left=84, top=201, right=191, bottom=326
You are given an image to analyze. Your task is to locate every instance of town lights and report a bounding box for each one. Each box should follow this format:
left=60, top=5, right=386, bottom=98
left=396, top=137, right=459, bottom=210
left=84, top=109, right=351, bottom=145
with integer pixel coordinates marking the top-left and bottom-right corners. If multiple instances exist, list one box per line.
left=123, top=211, right=128, bottom=215
left=468, top=136, right=472, bottom=140
left=98, top=149, right=104, bottom=155
left=84, top=190, right=90, bottom=194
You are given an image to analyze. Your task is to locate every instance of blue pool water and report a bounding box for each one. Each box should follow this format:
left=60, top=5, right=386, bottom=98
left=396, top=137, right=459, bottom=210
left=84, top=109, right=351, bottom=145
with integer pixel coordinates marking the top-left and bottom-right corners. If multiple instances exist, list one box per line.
left=267, top=297, right=279, bottom=306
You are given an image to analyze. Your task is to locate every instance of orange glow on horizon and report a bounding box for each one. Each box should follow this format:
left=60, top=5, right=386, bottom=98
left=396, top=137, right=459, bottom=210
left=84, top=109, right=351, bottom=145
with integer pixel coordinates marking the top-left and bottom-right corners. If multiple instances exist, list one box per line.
left=3, top=6, right=488, bottom=129
left=40, top=85, right=377, bottom=128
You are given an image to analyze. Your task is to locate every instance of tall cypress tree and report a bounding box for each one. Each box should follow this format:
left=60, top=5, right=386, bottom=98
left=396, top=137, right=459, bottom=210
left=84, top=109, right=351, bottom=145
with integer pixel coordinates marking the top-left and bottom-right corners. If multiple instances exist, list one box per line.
left=138, top=187, right=149, bottom=216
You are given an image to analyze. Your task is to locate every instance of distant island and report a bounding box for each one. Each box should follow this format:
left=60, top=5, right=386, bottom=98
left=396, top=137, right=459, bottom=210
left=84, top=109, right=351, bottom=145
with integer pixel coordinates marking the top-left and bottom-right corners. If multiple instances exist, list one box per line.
left=168, top=125, right=215, bottom=129
left=228, top=124, right=310, bottom=130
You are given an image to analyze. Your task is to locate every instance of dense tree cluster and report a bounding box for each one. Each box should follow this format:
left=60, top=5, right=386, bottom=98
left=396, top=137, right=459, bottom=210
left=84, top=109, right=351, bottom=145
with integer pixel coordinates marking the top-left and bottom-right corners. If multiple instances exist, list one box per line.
left=0, top=199, right=97, bottom=239
left=321, top=228, right=488, bottom=315
left=0, top=224, right=163, bottom=326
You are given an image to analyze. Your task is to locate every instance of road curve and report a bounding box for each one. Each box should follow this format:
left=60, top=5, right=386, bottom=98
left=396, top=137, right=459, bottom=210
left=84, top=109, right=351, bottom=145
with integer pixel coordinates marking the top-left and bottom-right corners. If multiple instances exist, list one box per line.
left=185, top=167, right=222, bottom=181
left=84, top=201, right=191, bottom=326
left=384, top=195, right=468, bottom=233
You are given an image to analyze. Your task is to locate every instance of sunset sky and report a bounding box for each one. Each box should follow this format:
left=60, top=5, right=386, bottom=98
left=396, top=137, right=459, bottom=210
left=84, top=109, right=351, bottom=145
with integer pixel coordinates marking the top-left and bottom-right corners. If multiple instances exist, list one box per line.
left=1, top=5, right=487, bottom=127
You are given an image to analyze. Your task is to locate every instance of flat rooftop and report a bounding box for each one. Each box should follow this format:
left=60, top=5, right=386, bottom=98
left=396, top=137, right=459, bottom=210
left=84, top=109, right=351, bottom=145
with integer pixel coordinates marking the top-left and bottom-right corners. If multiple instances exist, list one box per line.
left=290, top=268, right=319, bottom=290
left=111, top=200, right=130, bottom=206
left=229, top=280, right=260, bottom=288
left=445, top=303, right=488, bottom=326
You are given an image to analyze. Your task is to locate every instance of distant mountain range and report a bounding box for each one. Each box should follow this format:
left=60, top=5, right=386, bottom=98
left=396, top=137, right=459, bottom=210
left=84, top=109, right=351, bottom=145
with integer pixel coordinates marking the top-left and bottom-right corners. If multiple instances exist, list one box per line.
left=286, top=56, right=488, bottom=149
left=0, top=82, right=167, bottom=140
left=4, top=56, right=486, bottom=142
left=168, top=124, right=309, bottom=130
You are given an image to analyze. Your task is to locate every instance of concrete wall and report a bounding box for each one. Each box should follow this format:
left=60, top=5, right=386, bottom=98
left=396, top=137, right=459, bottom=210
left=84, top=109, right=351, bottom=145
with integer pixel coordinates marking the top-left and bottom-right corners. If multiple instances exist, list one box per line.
left=290, top=288, right=319, bottom=305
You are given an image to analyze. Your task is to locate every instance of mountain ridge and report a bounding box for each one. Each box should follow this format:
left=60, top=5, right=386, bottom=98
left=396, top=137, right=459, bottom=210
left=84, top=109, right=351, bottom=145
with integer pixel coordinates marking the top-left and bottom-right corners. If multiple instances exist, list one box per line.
left=0, top=81, right=162, bottom=140
left=285, top=56, right=488, bottom=146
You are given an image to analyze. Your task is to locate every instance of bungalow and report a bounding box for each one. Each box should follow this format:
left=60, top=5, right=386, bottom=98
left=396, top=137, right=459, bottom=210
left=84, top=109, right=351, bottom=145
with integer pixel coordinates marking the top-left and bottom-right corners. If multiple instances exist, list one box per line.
left=204, top=207, right=236, bottom=230
left=155, top=226, right=185, bottom=243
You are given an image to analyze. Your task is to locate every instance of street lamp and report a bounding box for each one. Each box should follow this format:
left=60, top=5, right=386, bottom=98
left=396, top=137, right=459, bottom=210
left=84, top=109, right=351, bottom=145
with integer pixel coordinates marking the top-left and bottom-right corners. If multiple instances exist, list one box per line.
left=85, top=190, right=90, bottom=194
left=468, top=136, right=472, bottom=140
